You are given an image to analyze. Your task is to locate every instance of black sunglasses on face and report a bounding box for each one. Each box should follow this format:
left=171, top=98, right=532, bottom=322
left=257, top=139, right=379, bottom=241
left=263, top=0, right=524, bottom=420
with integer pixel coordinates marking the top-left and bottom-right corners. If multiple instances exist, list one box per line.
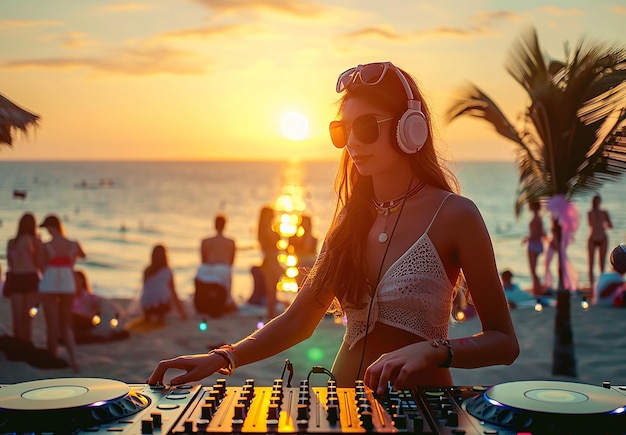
left=329, top=114, right=394, bottom=148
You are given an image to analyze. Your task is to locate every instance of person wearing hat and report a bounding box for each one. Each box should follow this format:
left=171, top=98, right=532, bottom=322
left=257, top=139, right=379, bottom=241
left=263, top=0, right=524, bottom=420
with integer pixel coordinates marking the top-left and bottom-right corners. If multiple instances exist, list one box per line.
left=38, top=214, right=86, bottom=372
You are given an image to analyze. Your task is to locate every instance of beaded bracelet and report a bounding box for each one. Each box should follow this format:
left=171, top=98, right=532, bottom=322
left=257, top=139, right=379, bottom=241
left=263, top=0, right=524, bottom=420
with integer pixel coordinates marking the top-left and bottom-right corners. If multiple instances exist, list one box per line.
left=431, top=339, right=454, bottom=368
left=209, top=345, right=238, bottom=376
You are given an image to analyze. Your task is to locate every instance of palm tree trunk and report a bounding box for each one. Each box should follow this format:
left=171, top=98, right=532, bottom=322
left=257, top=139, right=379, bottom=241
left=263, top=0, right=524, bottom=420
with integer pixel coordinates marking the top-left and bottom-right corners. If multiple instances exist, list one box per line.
left=551, top=218, right=577, bottom=376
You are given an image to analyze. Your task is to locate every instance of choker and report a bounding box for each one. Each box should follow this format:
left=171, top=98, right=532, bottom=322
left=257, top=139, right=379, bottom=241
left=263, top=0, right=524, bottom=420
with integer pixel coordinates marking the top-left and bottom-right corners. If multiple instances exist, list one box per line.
left=373, top=179, right=427, bottom=243
left=372, top=179, right=426, bottom=216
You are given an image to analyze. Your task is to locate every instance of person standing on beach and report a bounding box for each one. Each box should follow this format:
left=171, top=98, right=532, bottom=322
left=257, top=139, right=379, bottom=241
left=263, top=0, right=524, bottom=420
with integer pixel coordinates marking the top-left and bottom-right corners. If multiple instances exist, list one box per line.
left=38, top=214, right=85, bottom=372
left=140, top=244, right=187, bottom=323
left=5, top=212, right=44, bottom=343
left=195, top=214, right=237, bottom=314
left=257, top=205, right=283, bottom=320
left=523, top=201, right=546, bottom=295
left=587, top=194, right=613, bottom=291
left=148, top=61, right=519, bottom=393
left=289, top=214, right=319, bottom=285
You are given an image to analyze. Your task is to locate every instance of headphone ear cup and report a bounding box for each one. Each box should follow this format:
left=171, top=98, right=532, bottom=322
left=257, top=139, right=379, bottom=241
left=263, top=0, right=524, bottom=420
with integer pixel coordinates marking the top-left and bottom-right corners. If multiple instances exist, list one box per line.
left=396, top=109, right=428, bottom=154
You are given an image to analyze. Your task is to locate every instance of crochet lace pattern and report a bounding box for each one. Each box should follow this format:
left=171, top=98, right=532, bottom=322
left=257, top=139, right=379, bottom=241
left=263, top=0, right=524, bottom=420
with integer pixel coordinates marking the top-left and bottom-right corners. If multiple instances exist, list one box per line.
left=343, top=196, right=454, bottom=350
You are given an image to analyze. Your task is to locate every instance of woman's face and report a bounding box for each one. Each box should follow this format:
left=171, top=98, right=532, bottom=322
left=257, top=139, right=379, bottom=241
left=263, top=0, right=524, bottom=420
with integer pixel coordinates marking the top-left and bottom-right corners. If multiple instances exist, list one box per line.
left=342, top=97, right=404, bottom=177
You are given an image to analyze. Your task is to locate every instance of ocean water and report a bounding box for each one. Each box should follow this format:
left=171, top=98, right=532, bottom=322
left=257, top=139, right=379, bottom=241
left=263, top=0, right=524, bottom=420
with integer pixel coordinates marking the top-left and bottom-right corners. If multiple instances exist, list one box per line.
left=1, top=160, right=625, bottom=303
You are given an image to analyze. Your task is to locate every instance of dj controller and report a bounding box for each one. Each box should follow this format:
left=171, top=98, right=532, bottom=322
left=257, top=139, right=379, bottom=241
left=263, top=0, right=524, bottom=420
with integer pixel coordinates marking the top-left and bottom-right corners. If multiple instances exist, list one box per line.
left=1, top=376, right=625, bottom=434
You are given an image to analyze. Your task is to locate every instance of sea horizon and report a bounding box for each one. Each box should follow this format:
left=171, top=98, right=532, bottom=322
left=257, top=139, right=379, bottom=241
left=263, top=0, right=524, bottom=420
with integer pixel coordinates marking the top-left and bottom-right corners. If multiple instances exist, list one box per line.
left=1, top=160, right=625, bottom=304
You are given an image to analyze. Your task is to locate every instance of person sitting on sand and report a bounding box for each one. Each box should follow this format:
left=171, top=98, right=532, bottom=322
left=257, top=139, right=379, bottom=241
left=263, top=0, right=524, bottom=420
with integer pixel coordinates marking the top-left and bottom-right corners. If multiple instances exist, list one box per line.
left=594, top=266, right=625, bottom=307
left=148, top=61, right=518, bottom=393
left=72, top=269, right=130, bottom=343
left=140, top=244, right=187, bottom=324
left=72, top=269, right=101, bottom=330
left=195, top=214, right=237, bottom=316
left=501, top=270, right=539, bottom=309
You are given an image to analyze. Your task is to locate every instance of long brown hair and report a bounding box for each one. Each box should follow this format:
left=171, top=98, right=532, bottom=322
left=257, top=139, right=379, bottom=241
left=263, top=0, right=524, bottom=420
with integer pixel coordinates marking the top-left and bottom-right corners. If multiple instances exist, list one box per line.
left=144, top=244, right=169, bottom=280
left=16, top=212, right=37, bottom=239
left=310, top=64, right=459, bottom=309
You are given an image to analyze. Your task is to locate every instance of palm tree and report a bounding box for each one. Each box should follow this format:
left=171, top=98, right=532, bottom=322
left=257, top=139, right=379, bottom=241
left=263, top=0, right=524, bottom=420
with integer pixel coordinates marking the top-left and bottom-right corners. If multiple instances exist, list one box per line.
left=446, top=27, right=626, bottom=376
left=0, top=93, right=40, bottom=148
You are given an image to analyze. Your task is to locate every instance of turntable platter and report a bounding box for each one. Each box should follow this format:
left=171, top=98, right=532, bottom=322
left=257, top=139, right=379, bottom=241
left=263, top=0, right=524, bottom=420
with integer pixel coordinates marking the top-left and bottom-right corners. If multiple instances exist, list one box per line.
left=465, top=380, right=626, bottom=434
left=486, top=380, right=626, bottom=415
left=0, top=378, right=150, bottom=433
left=0, top=377, right=130, bottom=411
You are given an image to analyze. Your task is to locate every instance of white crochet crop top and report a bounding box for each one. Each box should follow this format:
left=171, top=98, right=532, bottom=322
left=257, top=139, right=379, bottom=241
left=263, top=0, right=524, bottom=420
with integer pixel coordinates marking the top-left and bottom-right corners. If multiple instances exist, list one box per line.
left=343, top=193, right=455, bottom=350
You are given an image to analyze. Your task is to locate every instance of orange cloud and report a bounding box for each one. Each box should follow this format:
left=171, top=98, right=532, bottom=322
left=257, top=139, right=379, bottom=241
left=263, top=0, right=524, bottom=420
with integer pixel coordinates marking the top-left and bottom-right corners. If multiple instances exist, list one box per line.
left=100, top=3, right=154, bottom=13
left=0, top=45, right=210, bottom=76
left=41, top=31, right=99, bottom=49
left=0, top=19, right=63, bottom=30
left=162, top=23, right=259, bottom=39
left=538, top=6, right=583, bottom=16
left=190, top=0, right=329, bottom=18
left=341, top=26, right=403, bottom=41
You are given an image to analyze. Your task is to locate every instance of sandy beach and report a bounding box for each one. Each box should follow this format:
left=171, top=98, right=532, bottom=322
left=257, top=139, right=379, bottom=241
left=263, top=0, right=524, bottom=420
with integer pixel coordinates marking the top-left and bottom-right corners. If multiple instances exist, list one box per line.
left=1, top=294, right=625, bottom=389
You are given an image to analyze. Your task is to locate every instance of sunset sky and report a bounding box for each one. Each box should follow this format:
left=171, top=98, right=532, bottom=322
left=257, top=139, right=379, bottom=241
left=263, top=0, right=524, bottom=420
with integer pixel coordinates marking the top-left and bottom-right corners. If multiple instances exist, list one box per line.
left=1, top=1, right=624, bottom=162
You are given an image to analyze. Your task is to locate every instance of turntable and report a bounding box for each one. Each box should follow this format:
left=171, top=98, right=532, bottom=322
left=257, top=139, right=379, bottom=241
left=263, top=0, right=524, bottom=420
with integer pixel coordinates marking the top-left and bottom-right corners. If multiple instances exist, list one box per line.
left=0, top=377, right=202, bottom=434
left=463, top=380, right=626, bottom=434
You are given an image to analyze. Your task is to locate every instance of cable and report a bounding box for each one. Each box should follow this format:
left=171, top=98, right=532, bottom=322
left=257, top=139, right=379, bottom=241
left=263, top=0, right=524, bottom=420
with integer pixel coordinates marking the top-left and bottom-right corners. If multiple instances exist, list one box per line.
left=307, top=365, right=337, bottom=384
left=355, top=176, right=414, bottom=379
left=281, top=359, right=294, bottom=387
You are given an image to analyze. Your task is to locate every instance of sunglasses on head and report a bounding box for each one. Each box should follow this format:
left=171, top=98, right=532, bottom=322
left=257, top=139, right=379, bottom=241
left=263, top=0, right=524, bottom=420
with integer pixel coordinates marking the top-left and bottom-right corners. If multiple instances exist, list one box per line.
left=336, top=62, right=416, bottom=100
left=329, top=114, right=394, bottom=149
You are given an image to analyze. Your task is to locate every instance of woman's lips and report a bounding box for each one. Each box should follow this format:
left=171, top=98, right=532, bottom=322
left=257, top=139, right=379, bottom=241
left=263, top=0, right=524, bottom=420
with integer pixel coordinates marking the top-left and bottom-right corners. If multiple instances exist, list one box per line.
left=351, top=154, right=372, bottom=165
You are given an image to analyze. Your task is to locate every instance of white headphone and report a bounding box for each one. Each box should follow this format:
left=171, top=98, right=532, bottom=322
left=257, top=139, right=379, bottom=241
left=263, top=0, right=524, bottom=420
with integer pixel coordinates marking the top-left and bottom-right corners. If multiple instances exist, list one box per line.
left=389, top=69, right=429, bottom=154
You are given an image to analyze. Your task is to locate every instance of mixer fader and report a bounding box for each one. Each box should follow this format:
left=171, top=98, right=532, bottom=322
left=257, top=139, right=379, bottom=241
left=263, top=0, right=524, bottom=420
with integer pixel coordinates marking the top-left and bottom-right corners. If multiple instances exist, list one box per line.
left=168, top=378, right=421, bottom=433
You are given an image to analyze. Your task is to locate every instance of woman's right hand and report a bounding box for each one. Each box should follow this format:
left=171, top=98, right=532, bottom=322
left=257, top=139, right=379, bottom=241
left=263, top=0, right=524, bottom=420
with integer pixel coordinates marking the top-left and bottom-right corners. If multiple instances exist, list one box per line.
left=147, top=352, right=226, bottom=386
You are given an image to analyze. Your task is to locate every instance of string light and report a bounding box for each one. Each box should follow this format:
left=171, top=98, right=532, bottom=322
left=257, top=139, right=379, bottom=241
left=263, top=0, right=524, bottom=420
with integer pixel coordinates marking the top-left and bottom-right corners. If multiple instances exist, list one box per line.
left=109, top=313, right=119, bottom=328
left=28, top=304, right=39, bottom=318
left=534, top=299, right=543, bottom=312
left=580, top=296, right=589, bottom=310
left=91, top=312, right=102, bottom=326
left=257, top=317, right=265, bottom=329
left=199, top=318, right=208, bottom=331
left=455, top=309, right=466, bottom=322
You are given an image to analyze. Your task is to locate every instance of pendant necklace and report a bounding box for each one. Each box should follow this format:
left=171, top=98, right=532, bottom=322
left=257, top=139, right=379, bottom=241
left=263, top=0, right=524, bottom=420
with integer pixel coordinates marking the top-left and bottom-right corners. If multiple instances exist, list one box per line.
left=372, top=179, right=426, bottom=243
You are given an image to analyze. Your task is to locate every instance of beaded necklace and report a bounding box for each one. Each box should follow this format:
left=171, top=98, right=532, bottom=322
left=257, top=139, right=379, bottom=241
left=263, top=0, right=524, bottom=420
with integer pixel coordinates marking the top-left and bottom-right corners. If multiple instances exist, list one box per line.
left=372, top=179, right=426, bottom=243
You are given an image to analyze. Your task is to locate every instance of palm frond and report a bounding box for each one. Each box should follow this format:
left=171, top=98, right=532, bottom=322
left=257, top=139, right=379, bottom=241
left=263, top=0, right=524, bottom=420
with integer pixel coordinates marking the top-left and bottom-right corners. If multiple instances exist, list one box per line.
left=0, top=94, right=40, bottom=147
left=446, top=84, right=527, bottom=146
left=445, top=26, right=626, bottom=215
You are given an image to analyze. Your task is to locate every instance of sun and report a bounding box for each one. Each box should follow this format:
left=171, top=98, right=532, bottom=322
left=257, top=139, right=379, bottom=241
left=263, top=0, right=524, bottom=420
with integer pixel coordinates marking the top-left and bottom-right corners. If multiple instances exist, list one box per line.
left=280, top=111, right=310, bottom=141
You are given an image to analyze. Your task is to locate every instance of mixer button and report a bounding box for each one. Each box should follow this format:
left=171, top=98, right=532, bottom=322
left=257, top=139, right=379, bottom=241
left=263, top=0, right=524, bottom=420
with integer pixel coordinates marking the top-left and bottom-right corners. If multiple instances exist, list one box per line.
left=196, top=418, right=210, bottom=428
left=201, top=404, right=214, bottom=420
left=360, top=411, right=374, bottom=430
left=327, top=404, right=339, bottom=424
left=140, top=419, right=153, bottom=434
left=393, top=412, right=407, bottom=429
left=446, top=410, right=459, bottom=426
left=297, top=403, right=309, bottom=421
left=149, top=412, right=162, bottom=428
left=267, top=403, right=280, bottom=420
left=411, top=415, right=425, bottom=433
left=233, top=403, right=246, bottom=420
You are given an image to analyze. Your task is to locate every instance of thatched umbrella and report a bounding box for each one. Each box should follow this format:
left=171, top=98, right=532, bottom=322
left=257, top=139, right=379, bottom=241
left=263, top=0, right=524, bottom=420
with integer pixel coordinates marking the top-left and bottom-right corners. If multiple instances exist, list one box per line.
left=0, top=93, right=40, bottom=148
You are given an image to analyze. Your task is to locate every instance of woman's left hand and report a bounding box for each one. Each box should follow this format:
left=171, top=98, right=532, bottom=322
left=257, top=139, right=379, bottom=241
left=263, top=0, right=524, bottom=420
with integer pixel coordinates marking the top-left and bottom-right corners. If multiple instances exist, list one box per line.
left=363, top=342, right=436, bottom=395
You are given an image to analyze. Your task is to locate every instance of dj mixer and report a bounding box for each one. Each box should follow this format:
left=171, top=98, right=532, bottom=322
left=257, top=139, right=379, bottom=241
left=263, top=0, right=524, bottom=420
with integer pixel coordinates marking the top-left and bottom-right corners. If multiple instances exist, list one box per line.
left=1, top=376, right=625, bottom=434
